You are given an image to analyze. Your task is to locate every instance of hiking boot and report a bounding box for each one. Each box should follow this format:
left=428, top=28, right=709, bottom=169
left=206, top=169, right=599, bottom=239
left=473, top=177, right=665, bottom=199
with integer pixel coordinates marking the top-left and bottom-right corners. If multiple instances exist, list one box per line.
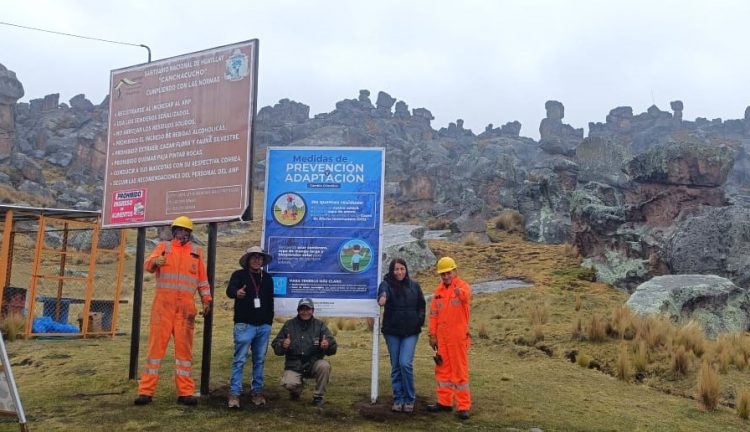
left=177, top=395, right=198, bottom=406
left=133, top=395, right=152, bottom=405
left=457, top=410, right=470, bottom=420
left=227, top=394, right=240, bottom=409
left=312, top=395, right=324, bottom=407
left=403, top=402, right=415, bottom=413
left=391, top=402, right=403, bottom=412
left=251, top=392, right=266, bottom=406
left=289, top=391, right=301, bottom=401
left=426, top=403, right=452, bottom=412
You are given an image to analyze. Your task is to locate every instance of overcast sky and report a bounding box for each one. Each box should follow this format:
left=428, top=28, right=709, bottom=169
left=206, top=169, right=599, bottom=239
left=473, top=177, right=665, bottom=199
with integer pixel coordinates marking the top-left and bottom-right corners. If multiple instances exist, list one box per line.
left=3, top=0, right=750, bottom=139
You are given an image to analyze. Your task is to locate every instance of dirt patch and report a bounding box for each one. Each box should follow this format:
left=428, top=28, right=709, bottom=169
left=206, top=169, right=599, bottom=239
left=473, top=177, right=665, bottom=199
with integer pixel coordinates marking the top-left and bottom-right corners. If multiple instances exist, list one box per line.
left=355, top=395, right=433, bottom=422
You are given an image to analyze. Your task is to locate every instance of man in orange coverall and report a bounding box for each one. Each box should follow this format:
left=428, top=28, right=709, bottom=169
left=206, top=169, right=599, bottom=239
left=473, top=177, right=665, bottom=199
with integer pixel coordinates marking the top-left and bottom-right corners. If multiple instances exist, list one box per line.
left=427, top=256, right=472, bottom=420
left=134, top=216, right=212, bottom=406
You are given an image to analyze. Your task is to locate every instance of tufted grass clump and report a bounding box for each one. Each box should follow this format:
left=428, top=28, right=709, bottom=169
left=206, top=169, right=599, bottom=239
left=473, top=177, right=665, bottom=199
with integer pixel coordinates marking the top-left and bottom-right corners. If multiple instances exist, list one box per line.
left=737, top=389, right=750, bottom=420
left=736, top=353, right=748, bottom=371
left=461, top=233, right=481, bottom=246
left=348, top=319, right=361, bottom=331
left=426, top=218, right=451, bottom=230
left=477, top=322, right=490, bottom=339
left=718, top=350, right=732, bottom=374
left=635, top=315, right=671, bottom=350
left=492, top=210, right=525, bottom=235
left=610, top=305, right=636, bottom=339
left=335, top=317, right=346, bottom=331
left=574, top=294, right=582, bottom=312
left=0, top=313, right=25, bottom=342
left=571, top=314, right=583, bottom=340
left=696, top=361, right=720, bottom=411
left=561, top=243, right=579, bottom=258
left=336, top=318, right=357, bottom=331
left=633, top=340, right=649, bottom=372
left=672, top=345, right=691, bottom=376
left=587, top=313, right=607, bottom=343
left=675, top=321, right=706, bottom=357
left=532, top=324, right=544, bottom=342
left=528, top=302, right=549, bottom=326
left=577, top=352, right=592, bottom=368
left=616, top=343, right=633, bottom=381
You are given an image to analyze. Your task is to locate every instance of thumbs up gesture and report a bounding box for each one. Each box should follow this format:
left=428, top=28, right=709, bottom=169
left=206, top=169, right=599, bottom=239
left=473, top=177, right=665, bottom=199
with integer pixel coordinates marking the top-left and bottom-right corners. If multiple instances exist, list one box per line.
left=153, top=256, right=167, bottom=267
left=236, top=285, right=247, bottom=299
left=320, top=335, right=329, bottom=350
left=283, top=332, right=292, bottom=349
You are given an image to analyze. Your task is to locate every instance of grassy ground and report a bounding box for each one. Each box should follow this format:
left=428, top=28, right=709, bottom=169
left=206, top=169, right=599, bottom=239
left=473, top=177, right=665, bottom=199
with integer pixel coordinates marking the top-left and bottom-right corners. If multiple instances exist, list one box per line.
left=1, top=207, right=750, bottom=431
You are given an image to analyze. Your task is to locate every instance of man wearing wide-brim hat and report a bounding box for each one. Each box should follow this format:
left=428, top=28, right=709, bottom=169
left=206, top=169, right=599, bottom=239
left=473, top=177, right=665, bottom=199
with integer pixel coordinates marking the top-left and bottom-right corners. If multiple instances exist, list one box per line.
left=226, top=246, right=275, bottom=409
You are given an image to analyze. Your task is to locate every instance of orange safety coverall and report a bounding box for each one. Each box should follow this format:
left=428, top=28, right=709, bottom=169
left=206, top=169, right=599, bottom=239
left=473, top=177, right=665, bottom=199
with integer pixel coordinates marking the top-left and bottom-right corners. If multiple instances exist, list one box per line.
left=137, top=239, right=212, bottom=397
left=429, top=276, right=472, bottom=410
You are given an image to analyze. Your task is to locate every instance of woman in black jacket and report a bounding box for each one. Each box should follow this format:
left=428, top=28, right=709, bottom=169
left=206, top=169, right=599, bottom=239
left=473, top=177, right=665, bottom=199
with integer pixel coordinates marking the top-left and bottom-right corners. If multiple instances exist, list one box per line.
left=378, top=258, right=426, bottom=413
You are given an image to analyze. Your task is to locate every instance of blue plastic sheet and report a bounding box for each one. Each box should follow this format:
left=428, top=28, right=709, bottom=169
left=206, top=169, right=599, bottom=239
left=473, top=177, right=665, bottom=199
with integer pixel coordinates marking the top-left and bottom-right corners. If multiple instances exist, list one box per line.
left=32, top=316, right=80, bottom=334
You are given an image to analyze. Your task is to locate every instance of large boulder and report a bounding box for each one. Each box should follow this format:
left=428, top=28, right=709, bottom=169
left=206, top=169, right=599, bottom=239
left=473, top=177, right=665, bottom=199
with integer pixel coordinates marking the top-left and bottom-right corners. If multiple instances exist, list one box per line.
left=626, top=274, right=750, bottom=338
left=668, top=206, right=750, bottom=287
left=69, top=229, right=122, bottom=251
left=0, top=63, right=24, bottom=104
left=381, top=224, right=436, bottom=276
left=583, top=249, right=650, bottom=292
left=625, top=141, right=734, bottom=186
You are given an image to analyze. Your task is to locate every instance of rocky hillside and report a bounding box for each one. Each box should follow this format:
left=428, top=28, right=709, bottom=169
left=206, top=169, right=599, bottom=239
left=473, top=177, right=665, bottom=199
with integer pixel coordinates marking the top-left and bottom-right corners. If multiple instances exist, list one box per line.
left=2, top=62, right=750, bottom=291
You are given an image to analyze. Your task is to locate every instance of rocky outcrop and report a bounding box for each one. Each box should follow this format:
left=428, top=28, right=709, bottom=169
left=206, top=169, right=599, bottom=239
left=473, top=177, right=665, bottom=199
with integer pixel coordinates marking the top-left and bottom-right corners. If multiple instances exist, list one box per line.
left=0, top=63, right=24, bottom=160
left=625, top=141, right=734, bottom=187
left=573, top=135, right=736, bottom=290
left=667, top=206, right=750, bottom=287
left=381, top=224, right=436, bottom=275
left=538, top=100, right=583, bottom=156
left=575, top=136, right=631, bottom=186
left=9, top=89, right=108, bottom=209
left=6, top=62, right=750, bottom=297
left=626, top=274, right=750, bottom=338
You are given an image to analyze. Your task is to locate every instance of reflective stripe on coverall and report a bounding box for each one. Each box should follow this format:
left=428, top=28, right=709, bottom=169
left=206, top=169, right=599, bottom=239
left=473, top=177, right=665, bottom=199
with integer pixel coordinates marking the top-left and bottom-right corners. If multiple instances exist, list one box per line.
left=137, top=240, right=212, bottom=397
left=429, top=276, right=471, bottom=410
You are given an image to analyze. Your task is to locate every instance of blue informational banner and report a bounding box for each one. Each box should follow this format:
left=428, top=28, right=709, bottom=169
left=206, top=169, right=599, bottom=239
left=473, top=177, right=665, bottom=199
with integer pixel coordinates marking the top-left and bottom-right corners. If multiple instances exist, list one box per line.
left=263, top=147, right=384, bottom=317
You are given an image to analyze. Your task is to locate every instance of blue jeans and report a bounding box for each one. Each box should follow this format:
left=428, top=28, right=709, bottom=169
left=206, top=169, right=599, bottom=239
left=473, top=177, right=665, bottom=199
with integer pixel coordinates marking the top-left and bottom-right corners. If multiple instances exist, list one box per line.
left=384, top=334, right=419, bottom=404
left=230, top=323, right=271, bottom=396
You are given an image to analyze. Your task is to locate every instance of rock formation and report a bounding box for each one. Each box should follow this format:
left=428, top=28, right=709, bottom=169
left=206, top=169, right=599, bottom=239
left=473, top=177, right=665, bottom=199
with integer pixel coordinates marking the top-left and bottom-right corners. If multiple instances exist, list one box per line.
left=4, top=62, right=750, bottom=294
left=0, top=63, right=24, bottom=160
left=626, top=274, right=750, bottom=338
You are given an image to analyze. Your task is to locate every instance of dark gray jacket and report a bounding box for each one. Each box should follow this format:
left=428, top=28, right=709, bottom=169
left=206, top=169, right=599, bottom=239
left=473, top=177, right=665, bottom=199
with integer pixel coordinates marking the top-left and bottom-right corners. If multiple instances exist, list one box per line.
left=271, top=316, right=337, bottom=376
left=378, top=278, right=426, bottom=337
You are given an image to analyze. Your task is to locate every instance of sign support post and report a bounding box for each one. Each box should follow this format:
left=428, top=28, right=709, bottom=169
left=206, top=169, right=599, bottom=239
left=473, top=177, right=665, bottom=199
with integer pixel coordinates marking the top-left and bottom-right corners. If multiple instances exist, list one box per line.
left=0, top=330, right=28, bottom=431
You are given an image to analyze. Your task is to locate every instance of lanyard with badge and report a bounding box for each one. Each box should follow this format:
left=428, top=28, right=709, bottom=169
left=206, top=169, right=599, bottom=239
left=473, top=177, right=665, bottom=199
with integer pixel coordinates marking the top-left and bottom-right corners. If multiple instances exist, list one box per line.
left=250, top=273, right=262, bottom=308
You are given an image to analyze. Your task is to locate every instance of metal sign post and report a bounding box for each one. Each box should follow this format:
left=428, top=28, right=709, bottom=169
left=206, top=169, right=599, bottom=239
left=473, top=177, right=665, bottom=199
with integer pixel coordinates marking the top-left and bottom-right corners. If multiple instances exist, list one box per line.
left=0, top=331, right=28, bottom=431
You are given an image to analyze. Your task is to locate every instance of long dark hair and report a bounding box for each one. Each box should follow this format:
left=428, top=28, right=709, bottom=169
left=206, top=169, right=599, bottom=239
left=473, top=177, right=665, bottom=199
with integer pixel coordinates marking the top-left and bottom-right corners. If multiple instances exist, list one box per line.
left=385, top=258, right=410, bottom=288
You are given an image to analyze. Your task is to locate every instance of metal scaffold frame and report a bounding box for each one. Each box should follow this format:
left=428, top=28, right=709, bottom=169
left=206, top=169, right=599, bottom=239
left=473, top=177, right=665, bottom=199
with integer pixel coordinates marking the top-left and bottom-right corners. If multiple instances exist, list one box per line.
left=0, top=205, right=127, bottom=338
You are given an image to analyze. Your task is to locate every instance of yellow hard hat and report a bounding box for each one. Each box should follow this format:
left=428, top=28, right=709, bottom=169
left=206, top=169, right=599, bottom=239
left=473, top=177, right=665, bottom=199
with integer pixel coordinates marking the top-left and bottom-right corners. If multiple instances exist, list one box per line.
left=171, top=215, right=194, bottom=231
left=436, top=256, right=457, bottom=274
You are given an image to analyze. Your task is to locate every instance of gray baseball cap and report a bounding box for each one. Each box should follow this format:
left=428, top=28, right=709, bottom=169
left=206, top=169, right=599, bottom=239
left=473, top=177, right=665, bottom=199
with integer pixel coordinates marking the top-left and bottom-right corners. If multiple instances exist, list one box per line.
left=297, top=298, right=315, bottom=309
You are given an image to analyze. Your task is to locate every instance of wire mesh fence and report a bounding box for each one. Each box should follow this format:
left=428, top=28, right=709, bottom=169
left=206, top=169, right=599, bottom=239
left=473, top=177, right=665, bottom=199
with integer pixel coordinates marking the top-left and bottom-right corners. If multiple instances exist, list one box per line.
left=1, top=215, right=127, bottom=338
